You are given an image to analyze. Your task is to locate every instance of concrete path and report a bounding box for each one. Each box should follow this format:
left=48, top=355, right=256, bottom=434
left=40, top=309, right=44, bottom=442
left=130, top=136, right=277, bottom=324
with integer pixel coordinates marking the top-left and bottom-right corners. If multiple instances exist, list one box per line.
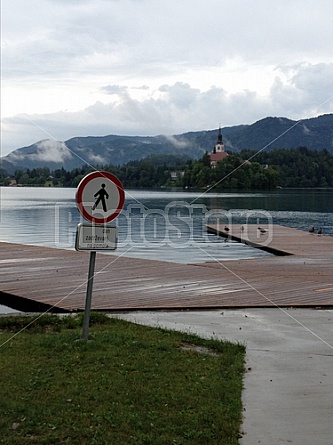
left=117, top=309, right=333, bottom=445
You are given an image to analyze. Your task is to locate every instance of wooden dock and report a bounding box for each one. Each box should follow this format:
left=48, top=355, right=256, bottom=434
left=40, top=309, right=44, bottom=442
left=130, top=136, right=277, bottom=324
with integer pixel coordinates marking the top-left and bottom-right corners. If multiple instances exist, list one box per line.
left=0, top=224, right=333, bottom=312
left=206, top=223, right=333, bottom=257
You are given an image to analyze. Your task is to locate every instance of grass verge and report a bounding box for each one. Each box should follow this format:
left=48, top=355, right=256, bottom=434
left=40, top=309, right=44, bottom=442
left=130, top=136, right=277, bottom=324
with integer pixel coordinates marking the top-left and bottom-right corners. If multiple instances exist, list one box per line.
left=0, top=313, right=245, bottom=445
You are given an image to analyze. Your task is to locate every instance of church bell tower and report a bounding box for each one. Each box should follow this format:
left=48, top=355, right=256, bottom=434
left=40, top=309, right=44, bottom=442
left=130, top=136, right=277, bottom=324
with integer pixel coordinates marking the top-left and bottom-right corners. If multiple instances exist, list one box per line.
left=213, top=126, right=225, bottom=153
left=210, top=125, right=228, bottom=167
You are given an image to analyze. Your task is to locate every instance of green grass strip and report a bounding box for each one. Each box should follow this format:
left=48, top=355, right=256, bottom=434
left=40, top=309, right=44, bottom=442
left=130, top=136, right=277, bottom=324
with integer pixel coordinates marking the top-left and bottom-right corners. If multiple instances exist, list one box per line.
left=0, top=313, right=245, bottom=445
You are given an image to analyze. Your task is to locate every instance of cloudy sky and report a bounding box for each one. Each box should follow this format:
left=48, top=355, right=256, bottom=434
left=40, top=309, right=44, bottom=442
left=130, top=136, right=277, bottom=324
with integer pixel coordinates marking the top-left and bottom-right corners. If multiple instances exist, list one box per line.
left=1, top=0, right=333, bottom=156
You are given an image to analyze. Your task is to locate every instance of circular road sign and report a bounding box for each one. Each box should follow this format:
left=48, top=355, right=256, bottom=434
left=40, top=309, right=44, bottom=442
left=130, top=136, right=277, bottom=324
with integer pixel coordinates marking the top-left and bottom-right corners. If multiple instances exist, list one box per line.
left=76, top=171, right=125, bottom=224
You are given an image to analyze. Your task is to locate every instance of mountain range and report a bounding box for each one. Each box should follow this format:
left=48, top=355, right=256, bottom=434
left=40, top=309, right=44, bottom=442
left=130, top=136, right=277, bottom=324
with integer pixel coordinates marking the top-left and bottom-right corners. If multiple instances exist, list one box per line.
left=1, top=114, right=333, bottom=175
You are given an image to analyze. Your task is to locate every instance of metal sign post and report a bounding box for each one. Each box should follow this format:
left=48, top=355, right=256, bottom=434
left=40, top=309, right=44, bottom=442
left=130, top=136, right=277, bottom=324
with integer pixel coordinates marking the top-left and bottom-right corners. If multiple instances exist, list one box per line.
left=81, top=251, right=96, bottom=340
left=75, top=171, right=125, bottom=340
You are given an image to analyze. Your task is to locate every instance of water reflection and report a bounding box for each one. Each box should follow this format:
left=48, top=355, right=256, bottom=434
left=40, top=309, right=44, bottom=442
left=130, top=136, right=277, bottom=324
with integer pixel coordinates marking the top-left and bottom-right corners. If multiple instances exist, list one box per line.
left=1, top=187, right=332, bottom=264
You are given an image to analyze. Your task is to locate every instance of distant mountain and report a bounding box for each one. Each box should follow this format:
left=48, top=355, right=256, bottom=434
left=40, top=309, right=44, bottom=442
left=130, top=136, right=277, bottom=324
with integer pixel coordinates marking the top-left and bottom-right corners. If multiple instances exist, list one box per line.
left=226, top=115, right=333, bottom=153
left=1, top=114, right=333, bottom=175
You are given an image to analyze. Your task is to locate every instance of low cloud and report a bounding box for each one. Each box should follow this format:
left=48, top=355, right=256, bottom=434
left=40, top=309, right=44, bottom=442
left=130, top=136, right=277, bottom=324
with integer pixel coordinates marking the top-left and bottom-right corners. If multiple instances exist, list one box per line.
left=270, top=63, right=333, bottom=117
left=101, top=84, right=128, bottom=96
left=163, top=135, right=190, bottom=149
left=2, top=62, right=333, bottom=156
left=302, top=124, right=311, bottom=135
left=34, top=140, right=73, bottom=163
left=87, top=152, right=107, bottom=165
left=7, top=139, right=73, bottom=163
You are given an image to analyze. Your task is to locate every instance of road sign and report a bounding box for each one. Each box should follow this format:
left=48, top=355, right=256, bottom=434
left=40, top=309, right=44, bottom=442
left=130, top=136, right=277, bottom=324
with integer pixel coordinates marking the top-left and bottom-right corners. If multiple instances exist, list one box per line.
left=76, top=171, right=124, bottom=340
left=76, top=171, right=125, bottom=224
left=75, top=224, right=118, bottom=251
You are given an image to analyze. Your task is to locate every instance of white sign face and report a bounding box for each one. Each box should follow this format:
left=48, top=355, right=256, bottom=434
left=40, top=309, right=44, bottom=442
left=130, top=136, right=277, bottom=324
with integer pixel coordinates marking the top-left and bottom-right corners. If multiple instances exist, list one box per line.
left=76, top=171, right=125, bottom=224
left=75, top=224, right=118, bottom=251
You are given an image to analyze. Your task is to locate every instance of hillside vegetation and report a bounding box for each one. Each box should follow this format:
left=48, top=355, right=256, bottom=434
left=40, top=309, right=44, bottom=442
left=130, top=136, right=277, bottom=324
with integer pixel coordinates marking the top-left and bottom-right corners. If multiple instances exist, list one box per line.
left=1, top=114, right=333, bottom=174
left=1, top=147, right=333, bottom=189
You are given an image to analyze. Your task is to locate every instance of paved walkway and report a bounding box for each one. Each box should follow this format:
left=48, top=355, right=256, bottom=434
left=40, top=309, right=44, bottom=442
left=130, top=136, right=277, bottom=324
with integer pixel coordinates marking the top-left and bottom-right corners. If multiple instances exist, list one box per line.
left=117, top=309, right=333, bottom=445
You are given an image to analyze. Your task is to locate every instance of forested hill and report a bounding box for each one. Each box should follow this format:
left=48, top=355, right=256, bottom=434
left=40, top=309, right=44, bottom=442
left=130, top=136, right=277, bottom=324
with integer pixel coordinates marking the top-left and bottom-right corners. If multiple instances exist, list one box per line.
left=1, top=114, right=333, bottom=175
left=2, top=147, right=333, bottom=189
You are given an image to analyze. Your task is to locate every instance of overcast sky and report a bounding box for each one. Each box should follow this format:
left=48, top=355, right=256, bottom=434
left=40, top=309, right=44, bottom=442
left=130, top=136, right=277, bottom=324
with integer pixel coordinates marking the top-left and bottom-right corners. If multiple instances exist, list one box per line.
left=1, top=0, right=333, bottom=156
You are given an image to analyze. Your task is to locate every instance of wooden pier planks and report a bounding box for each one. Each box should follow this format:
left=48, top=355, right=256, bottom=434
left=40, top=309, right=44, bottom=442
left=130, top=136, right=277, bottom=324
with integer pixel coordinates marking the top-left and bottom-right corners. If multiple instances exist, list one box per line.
left=0, top=224, right=333, bottom=311
left=206, top=223, right=333, bottom=257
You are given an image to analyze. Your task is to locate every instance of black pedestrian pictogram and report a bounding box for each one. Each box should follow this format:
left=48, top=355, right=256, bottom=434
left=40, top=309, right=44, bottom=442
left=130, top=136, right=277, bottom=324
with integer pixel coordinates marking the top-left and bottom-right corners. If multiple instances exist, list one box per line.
left=92, top=183, right=109, bottom=212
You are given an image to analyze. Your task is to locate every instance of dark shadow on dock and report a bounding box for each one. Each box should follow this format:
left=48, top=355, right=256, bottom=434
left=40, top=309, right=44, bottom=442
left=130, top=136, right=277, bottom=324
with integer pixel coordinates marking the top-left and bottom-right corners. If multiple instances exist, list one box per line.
left=0, top=292, right=68, bottom=314
left=206, top=226, right=292, bottom=256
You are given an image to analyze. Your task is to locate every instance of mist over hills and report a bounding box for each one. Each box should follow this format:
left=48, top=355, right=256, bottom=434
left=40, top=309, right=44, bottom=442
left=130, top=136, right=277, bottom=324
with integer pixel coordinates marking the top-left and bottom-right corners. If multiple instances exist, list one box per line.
left=1, top=114, right=333, bottom=175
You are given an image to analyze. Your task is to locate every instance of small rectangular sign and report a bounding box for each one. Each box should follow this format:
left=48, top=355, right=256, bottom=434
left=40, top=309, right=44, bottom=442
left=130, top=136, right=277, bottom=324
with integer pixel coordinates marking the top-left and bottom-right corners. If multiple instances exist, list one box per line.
left=75, top=224, right=118, bottom=251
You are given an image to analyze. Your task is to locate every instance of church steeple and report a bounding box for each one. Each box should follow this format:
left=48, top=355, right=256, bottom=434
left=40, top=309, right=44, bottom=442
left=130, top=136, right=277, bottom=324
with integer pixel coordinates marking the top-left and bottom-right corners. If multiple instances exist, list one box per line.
left=214, top=126, right=224, bottom=153
left=217, top=126, right=223, bottom=144
left=209, top=125, right=228, bottom=167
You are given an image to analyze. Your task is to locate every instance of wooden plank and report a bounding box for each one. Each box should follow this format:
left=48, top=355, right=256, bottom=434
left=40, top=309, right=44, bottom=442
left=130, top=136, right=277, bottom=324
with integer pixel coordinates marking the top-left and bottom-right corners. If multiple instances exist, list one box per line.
left=0, top=224, right=333, bottom=311
left=206, top=223, right=333, bottom=257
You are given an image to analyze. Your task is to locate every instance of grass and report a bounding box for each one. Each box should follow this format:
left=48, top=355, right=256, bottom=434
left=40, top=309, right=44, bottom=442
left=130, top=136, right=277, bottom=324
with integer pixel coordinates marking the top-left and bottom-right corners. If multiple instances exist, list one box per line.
left=0, top=313, right=245, bottom=445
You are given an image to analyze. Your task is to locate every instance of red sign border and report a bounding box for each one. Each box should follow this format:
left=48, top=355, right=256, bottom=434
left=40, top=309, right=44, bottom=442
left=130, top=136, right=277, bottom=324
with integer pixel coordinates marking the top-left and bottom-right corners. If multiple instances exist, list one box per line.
left=76, top=171, right=125, bottom=224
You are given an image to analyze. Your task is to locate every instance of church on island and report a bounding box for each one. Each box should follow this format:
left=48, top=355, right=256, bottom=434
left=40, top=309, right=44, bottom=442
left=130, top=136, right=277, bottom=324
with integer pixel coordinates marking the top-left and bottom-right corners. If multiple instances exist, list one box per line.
left=209, top=126, right=228, bottom=167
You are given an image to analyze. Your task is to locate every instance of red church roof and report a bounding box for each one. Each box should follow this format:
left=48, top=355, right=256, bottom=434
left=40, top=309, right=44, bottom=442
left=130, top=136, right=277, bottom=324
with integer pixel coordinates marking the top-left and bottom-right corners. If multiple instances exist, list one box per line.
left=210, top=152, right=228, bottom=162
left=210, top=151, right=229, bottom=166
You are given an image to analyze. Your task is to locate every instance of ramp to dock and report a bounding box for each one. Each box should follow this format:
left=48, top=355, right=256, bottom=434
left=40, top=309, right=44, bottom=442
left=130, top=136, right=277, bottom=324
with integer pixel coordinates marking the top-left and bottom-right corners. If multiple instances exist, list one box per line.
left=0, top=225, right=332, bottom=311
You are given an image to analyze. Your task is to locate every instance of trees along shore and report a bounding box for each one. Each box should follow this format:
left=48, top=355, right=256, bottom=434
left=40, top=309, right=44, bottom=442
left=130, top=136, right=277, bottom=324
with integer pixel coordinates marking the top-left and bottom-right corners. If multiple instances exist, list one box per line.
left=1, top=147, right=332, bottom=189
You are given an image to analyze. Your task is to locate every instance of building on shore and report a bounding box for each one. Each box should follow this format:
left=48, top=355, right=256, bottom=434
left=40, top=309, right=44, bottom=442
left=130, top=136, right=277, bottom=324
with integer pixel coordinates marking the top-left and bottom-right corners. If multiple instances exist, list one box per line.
left=209, top=126, right=228, bottom=167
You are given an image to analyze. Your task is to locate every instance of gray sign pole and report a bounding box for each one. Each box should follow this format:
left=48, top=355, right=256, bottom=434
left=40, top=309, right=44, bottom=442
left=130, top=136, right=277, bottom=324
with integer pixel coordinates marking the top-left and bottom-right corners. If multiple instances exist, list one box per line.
left=82, top=251, right=97, bottom=340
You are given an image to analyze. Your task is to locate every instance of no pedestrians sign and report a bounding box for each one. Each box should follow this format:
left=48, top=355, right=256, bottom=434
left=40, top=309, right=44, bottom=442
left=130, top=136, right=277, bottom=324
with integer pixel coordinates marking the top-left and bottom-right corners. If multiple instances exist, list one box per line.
left=76, top=171, right=125, bottom=224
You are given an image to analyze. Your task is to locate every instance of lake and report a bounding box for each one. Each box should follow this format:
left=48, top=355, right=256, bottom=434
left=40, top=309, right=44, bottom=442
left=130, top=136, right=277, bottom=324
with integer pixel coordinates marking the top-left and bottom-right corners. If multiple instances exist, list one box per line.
left=1, top=187, right=332, bottom=313
left=1, top=187, right=332, bottom=257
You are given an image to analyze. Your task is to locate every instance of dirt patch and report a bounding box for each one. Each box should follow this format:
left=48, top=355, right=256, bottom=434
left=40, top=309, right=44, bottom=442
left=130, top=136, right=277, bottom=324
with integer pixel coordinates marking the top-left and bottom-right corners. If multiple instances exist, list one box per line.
left=179, top=342, right=221, bottom=356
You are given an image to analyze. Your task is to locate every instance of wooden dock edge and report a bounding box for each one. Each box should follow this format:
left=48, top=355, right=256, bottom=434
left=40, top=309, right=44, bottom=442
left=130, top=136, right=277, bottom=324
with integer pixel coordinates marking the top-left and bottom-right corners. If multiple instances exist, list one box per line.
left=206, top=224, right=292, bottom=256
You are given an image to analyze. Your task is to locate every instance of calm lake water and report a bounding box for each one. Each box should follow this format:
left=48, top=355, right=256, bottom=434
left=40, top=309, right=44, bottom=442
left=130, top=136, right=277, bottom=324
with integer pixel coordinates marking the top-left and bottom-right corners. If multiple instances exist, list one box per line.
left=0, top=187, right=332, bottom=313
left=1, top=186, right=332, bottom=257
